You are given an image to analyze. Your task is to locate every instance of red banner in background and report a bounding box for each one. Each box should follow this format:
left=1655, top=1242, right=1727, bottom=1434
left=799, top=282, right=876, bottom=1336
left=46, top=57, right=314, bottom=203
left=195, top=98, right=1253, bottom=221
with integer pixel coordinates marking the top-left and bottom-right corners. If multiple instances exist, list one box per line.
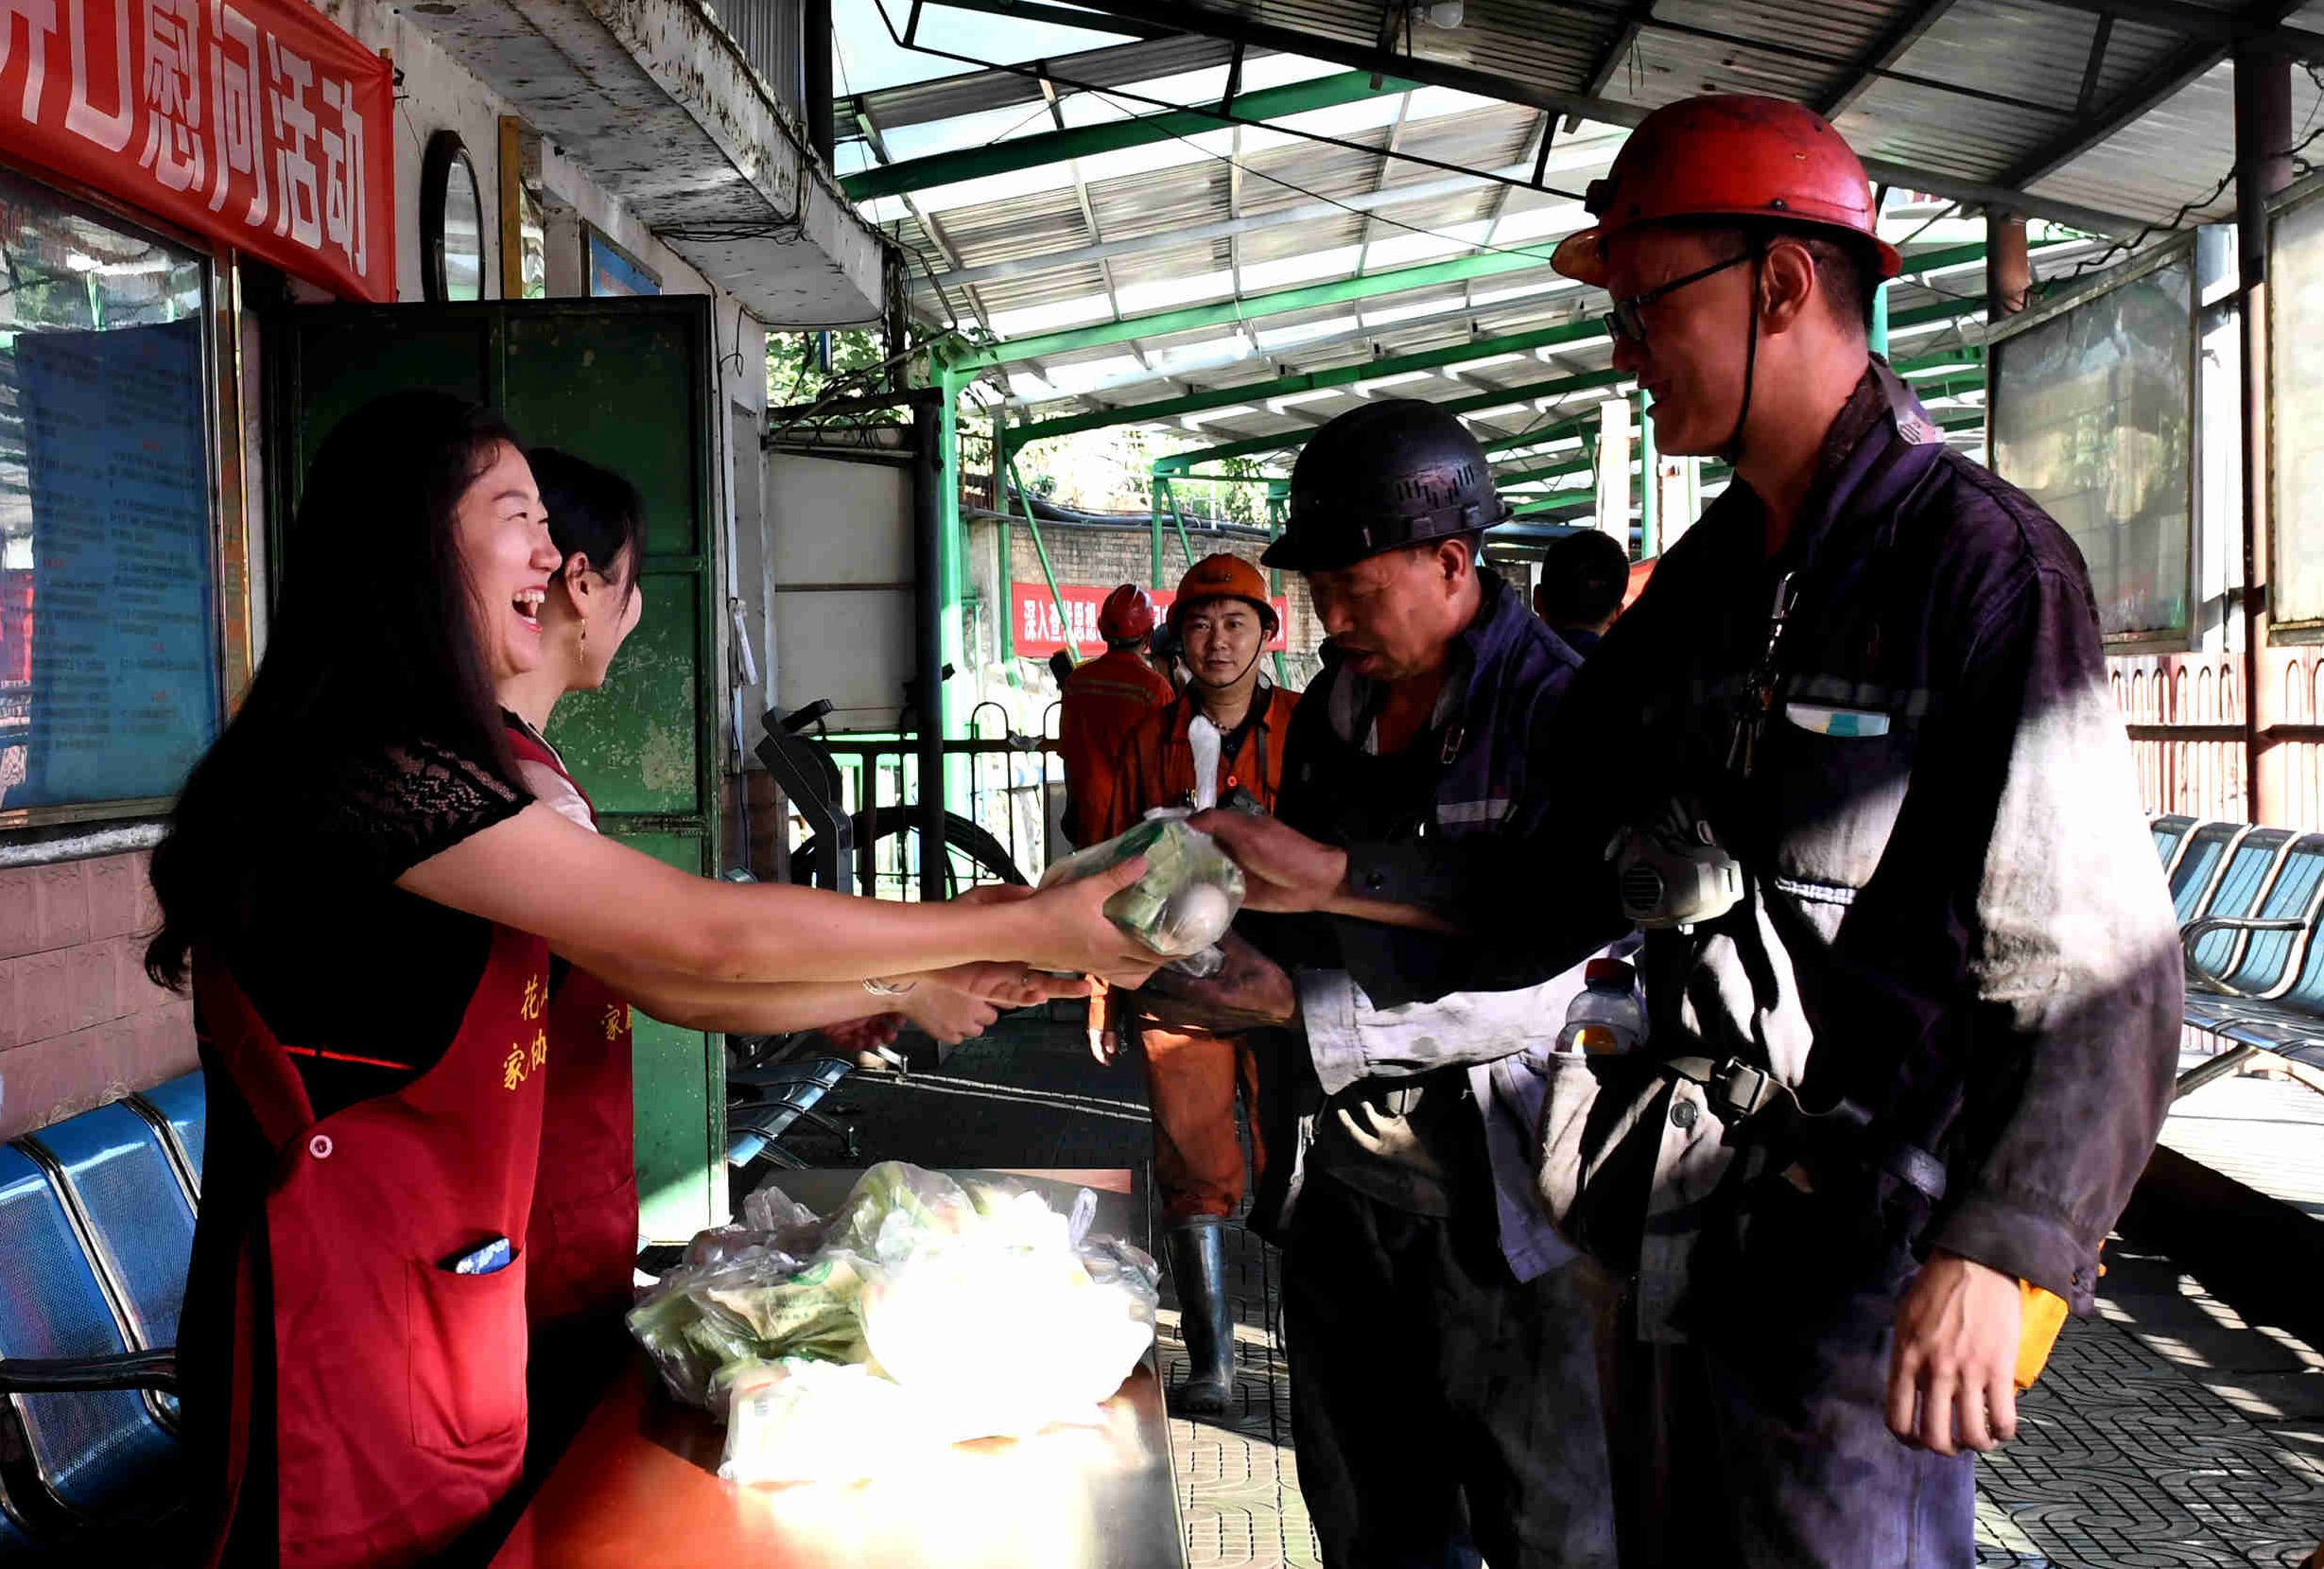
left=0, top=0, right=395, bottom=301
left=1011, top=581, right=1291, bottom=658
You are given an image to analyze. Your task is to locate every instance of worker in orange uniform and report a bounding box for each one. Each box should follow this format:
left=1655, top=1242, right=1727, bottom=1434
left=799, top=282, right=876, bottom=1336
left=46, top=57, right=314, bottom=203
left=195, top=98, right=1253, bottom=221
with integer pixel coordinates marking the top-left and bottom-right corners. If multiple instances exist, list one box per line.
left=1055, top=584, right=1174, bottom=847
left=1091, top=552, right=1302, bottom=1417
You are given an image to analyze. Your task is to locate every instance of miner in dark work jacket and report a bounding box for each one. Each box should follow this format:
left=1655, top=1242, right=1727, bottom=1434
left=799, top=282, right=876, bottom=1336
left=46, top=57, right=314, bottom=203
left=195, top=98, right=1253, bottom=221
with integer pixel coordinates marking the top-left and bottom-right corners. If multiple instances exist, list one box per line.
left=1199, top=96, right=2182, bottom=1568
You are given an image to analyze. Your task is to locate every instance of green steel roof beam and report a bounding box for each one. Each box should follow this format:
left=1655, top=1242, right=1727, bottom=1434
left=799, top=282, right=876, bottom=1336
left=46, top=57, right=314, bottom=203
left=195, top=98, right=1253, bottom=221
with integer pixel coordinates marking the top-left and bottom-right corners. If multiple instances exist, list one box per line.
left=1053, top=292, right=1988, bottom=452
left=1152, top=342, right=1986, bottom=476
left=1033, top=326, right=1614, bottom=449
left=949, top=243, right=1570, bottom=374
left=843, top=70, right=1413, bottom=202
left=1032, top=237, right=2052, bottom=437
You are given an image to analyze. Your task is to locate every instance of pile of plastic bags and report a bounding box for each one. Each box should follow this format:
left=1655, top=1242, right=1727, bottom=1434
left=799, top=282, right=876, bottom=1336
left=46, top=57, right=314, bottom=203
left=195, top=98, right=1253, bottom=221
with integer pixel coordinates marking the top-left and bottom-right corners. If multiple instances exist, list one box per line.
left=626, top=1162, right=1159, bottom=1484
left=1037, top=810, right=1245, bottom=972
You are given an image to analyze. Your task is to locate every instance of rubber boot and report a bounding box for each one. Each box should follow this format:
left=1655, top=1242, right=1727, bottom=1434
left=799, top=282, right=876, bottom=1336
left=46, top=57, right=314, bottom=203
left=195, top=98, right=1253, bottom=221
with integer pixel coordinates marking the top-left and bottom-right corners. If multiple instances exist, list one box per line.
left=1166, top=1219, right=1237, bottom=1416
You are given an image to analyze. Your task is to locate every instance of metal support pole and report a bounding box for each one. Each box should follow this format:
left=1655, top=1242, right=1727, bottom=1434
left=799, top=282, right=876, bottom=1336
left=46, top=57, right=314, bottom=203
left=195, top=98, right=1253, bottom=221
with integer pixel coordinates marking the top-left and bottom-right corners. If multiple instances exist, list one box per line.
left=1150, top=475, right=1165, bottom=587
left=1986, top=213, right=2031, bottom=320
left=1160, top=478, right=1201, bottom=572
left=2238, top=46, right=2293, bottom=823
left=1008, top=450, right=1082, bottom=659
left=1638, top=389, right=1657, bottom=560
left=995, top=414, right=1015, bottom=667
left=1869, top=281, right=1890, bottom=359
left=911, top=395, right=947, bottom=903
left=803, top=0, right=834, bottom=169
left=1267, top=502, right=1289, bottom=686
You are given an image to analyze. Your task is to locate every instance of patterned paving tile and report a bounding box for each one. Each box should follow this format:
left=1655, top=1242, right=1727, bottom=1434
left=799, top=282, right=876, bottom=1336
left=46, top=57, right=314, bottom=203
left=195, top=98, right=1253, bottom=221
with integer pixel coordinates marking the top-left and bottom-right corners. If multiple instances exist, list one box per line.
left=855, top=1015, right=2324, bottom=1569
left=1974, top=1280, right=2324, bottom=1568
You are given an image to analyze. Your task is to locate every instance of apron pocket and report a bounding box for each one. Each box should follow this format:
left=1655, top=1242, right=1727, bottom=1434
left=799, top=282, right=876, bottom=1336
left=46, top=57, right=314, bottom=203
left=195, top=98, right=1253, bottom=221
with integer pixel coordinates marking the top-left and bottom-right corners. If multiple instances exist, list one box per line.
left=408, top=1252, right=529, bottom=1454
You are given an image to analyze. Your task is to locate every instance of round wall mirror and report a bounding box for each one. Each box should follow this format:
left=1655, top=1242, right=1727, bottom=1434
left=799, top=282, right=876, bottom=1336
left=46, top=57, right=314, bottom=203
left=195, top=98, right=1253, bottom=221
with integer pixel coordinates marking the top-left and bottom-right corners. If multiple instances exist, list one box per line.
left=421, top=131, right=484, bottom=303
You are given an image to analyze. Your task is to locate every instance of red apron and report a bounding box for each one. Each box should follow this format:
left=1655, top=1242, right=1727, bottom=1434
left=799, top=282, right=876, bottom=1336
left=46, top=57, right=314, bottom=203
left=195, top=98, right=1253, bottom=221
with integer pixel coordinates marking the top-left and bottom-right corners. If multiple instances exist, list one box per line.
left=505, top=723, right=640, bottom=1328
left=195, top=924, right=549, bottom=1569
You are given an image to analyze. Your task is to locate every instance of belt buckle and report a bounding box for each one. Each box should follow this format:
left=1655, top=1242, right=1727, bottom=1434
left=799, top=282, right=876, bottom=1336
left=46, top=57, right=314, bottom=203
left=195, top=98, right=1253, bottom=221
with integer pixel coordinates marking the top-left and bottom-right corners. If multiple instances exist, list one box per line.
left=1709, top=1058, right=1773, bottom=1121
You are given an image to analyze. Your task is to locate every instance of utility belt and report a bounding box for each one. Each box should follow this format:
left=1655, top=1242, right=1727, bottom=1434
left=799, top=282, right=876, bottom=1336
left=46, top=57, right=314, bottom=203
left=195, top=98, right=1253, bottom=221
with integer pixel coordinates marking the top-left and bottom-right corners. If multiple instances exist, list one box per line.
left=1662, top=1050, right=2067, bottom=1388
left=1662, top=1052, right=1948, bottom=1207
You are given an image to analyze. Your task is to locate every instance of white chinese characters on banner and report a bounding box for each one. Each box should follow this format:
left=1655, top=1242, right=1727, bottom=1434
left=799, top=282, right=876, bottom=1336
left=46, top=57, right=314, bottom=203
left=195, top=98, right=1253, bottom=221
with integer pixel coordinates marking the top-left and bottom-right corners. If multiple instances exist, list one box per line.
left=264, top=33, right=317, bottom=249
left=135, top=0, right=201, bottom=191
left=0, top=0, right=388, bottom=297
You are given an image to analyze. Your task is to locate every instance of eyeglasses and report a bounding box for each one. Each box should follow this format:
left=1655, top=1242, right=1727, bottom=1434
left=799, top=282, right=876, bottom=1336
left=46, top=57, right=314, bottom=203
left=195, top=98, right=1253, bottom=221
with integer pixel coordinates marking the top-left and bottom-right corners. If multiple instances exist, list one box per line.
left=1600, top=250, right=1757, bottom=346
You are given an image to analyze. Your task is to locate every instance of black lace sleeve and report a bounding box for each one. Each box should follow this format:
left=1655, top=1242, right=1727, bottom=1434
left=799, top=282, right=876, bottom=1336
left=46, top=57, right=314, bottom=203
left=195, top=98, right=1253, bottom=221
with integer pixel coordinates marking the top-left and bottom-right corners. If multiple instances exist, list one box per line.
left=318, top=738, right=528, bottom=883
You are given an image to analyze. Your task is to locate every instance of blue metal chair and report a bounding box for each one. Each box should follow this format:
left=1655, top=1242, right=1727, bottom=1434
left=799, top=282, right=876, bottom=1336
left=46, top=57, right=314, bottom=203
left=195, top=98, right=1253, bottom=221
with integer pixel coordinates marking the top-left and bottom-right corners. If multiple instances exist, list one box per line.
left=23, top=1105, right=195, bottom=1360
left=0, top=1146, right=179, bottom=1525
left=2167, top=821, right=2247, bottom=929
left=727, top=1056, right=857, bottom=1169
left=128, top=1072, right=204, bottom=1199
left=2182, top=828, right=2292, bottom=984
left=2151, top=813, right=2198, bottom=878
left=2185, top=832, right=2324, bottom=1000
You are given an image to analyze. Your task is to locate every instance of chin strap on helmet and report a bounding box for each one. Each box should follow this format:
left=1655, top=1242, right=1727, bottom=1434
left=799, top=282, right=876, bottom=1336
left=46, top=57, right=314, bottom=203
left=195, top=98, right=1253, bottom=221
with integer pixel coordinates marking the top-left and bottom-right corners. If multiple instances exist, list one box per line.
left=1190, top=642, right=1267, bottom=696
left=1721, top=246, right=1766, bottom=467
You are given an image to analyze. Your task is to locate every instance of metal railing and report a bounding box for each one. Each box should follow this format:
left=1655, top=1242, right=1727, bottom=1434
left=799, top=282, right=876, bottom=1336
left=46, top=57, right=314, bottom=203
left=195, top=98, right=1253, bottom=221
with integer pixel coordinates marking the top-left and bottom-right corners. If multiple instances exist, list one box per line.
left=782, top=705, right=1066, bottom=901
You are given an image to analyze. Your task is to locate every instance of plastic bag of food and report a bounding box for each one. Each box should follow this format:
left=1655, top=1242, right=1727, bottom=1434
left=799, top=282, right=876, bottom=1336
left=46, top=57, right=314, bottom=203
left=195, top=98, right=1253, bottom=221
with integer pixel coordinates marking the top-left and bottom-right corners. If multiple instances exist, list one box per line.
left=625, top=1236, right=839, bottom=1405
left=719, top=1357, right=945, bottom=1484
left=632, top=1161, right=1158, bottom=1450
left=1037, top=810, right=1245, bottom=961
left=857, top=1229, right=1157, bottom=1438
left=741, top=1177, right=827, bottom=1251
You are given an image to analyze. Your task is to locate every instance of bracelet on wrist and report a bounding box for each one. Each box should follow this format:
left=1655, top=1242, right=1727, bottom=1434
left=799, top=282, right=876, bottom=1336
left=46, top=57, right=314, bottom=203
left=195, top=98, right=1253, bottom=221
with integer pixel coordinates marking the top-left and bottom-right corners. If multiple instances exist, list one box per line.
left=862, top=975, right=917, bottom=998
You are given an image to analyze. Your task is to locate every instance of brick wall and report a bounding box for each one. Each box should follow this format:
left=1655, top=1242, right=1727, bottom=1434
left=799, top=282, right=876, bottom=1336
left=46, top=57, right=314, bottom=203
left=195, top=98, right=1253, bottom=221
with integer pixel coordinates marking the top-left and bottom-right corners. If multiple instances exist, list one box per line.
left=0, top=851, right=195, bottom=1140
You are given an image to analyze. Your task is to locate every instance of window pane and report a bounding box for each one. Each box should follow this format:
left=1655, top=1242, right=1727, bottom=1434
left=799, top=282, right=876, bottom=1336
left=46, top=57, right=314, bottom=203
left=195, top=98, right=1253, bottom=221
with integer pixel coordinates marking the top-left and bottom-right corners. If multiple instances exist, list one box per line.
left=1991, top=257, right=2193, bottom=639
left=2273, top=191, right=2324, bottom=624
left=0, top=168, right=217, bottom=813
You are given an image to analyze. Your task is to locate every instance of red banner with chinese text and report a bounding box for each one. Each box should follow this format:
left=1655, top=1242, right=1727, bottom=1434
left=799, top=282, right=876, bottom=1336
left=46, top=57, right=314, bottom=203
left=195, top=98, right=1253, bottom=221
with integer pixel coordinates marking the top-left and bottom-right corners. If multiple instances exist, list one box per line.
left=1011, top=581, right=1291, bottom=658
left=0, top=0, right=394, bottom=301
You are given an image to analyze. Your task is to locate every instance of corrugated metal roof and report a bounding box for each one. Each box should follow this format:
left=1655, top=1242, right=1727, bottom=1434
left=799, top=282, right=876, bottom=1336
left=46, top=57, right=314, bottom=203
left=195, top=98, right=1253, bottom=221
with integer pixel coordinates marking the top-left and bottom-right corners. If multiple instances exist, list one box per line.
left=845, top=0, right=2321, bottom=458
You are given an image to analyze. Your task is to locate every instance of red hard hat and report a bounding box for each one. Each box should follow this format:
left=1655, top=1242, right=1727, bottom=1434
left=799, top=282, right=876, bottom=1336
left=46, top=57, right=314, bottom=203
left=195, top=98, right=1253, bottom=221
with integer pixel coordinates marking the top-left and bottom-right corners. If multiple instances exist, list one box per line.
left=1170, top=553, right=1276, bottom=633
left=1552, top=96, right=1901, bottom=288
left=1098, top=583, right=1158, bottom=642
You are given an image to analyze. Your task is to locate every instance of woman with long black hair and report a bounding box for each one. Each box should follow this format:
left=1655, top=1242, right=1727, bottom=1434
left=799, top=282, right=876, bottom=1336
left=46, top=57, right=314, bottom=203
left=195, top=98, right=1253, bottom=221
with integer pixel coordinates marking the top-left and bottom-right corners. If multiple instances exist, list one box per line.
left=148, top=392, right=1152, bottom=1569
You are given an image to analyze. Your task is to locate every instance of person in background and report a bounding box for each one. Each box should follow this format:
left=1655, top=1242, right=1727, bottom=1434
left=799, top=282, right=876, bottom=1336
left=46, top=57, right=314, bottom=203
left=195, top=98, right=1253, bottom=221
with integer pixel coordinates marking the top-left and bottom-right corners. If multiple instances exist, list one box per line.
left=150, top=392, right=1154, bottom=1569
left=1088, top=552, right=1302, bottom=1416
left=1055, top=584, right=1173, bottom=846
left=1532, top=528, right=1632, bottom=656
left=1156, top=403, right=1617, bottom=1568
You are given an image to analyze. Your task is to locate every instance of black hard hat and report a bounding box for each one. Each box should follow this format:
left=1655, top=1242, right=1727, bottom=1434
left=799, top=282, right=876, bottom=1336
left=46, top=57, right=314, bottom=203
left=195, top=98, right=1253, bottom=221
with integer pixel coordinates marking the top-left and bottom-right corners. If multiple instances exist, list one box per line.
left=1265, top=399, right=1511, bottom=572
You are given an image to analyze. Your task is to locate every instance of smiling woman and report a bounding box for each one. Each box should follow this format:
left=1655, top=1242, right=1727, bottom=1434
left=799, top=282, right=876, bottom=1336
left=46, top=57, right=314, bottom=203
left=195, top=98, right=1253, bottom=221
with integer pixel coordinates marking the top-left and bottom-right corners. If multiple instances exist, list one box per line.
left=142, top=390, right=1166, bottom=1569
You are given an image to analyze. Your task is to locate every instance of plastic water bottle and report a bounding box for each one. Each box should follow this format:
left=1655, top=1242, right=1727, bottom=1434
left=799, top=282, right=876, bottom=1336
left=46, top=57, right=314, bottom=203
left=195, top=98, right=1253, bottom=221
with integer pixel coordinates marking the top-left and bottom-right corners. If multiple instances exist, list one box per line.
left=1554, top=958, right=1643, bottom=1055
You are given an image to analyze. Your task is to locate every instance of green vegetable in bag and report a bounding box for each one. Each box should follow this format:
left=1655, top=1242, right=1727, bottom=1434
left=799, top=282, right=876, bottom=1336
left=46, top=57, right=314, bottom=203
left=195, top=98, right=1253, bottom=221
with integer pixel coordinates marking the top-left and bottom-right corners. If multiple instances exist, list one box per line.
left=1037, top=811, right=1245, bottom=958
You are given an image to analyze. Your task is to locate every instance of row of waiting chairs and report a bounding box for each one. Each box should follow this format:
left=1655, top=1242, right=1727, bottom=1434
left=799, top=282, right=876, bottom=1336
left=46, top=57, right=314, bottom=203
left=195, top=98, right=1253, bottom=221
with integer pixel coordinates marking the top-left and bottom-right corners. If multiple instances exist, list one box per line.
left=2153, top=815, right=2324, bottom=1092
left=0, top=1074, right=203, bottom=1558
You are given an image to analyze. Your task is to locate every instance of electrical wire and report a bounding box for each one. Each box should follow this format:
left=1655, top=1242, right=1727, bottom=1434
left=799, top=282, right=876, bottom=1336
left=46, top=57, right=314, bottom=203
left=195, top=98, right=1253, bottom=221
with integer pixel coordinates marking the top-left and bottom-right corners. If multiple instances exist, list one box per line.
left=2039, top=63, right=2324, bottom=296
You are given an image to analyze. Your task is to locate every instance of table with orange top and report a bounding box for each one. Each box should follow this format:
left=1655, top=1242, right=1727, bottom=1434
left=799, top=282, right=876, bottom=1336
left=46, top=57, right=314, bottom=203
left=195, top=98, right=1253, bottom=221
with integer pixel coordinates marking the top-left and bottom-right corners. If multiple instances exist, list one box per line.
left=489, top=1168, right=1184, bottom=1569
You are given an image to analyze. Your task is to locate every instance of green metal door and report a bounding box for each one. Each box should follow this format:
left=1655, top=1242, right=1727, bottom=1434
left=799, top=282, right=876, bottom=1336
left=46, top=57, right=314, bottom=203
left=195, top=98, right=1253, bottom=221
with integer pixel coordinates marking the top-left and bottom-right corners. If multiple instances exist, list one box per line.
left=268, top=297, right=725, bottom=1241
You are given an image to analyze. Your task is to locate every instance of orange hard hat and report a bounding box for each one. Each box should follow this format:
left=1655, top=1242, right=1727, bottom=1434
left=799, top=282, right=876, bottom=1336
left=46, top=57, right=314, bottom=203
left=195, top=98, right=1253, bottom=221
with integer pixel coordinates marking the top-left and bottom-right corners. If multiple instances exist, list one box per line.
left=1170, top=553, right=1276, bottom=633
left=1552, top=96, right=1901, bottom=288
left=1098, top=583, right=1158, bottom=642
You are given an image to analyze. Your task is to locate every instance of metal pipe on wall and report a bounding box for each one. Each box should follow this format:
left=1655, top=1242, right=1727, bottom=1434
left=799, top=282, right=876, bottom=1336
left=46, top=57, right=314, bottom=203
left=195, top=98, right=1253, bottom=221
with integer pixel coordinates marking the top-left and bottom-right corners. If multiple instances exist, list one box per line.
left=911, top=394, right=947, bottom=902
left=803, top=0, right=835, bottom=170
left=2237, top=46, right=2293, bottom=823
